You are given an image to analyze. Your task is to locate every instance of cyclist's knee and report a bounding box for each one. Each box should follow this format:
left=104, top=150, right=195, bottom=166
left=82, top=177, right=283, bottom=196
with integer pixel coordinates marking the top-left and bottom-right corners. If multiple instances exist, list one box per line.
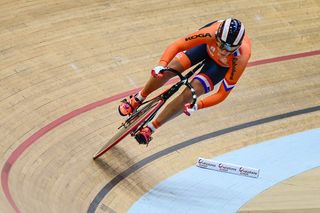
left=191, top=79, right=206, bottom=96
left=180, top=80, right=204, bottom=103
left=169, top=52, right=191, bottom=72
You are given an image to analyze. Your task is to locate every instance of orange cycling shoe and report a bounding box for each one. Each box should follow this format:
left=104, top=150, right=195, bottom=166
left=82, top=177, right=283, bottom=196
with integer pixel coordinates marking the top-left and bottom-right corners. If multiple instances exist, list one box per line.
left=118, top=95, right=142, bottom=116
left=135, top=126, right=153, bottom=144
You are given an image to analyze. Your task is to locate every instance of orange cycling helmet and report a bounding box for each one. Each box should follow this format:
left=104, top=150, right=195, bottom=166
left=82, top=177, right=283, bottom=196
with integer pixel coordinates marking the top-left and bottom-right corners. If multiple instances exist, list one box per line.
left=216, top=18, right=245, bottom=52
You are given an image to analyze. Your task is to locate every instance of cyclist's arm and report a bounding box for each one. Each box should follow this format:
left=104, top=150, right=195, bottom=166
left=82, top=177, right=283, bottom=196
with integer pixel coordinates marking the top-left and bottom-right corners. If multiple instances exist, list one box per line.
left=197, top=57, right=249, bottom=109
left=159, top=27, right=215, bottom=66
left=197, top=81, right=231, bottom=109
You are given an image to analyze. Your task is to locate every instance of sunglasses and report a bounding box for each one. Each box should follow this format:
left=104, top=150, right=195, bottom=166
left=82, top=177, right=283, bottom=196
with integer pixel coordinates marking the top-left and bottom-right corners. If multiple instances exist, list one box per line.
left=216, top=36, right=240, bottom=52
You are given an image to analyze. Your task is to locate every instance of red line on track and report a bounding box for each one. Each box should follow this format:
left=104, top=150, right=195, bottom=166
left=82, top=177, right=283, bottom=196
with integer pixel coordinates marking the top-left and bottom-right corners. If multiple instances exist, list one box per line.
left=2, top=49, right=320, bottom=213
left=247, top=50, right=320, bottom=67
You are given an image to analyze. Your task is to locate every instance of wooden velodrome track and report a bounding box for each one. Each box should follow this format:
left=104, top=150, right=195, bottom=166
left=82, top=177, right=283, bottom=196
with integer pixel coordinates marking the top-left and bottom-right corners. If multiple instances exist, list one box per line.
left=1, top=0, right=320, bottom=212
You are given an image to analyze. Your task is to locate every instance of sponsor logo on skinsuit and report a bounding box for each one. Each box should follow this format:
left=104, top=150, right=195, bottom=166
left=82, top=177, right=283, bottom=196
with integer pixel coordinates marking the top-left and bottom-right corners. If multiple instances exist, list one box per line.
left=209, top=46, right=216, bottom=54
left=185, top=33, right=212, bottom=41
left=230, top=57, right=238, bottom=80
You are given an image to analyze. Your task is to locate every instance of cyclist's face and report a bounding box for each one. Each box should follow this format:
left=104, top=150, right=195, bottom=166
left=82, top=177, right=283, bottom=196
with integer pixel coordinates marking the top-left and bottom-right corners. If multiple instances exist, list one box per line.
left=217, top=47, right=231, bottom=57
left=216, top=36, right=239, bottom=56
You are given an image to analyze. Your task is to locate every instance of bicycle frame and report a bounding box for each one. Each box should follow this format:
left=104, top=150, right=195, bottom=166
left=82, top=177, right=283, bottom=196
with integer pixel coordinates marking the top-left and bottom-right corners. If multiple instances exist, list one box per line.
left=128, top=61, right=205, bottom=135
left=93, top=61, right=204, bottom=159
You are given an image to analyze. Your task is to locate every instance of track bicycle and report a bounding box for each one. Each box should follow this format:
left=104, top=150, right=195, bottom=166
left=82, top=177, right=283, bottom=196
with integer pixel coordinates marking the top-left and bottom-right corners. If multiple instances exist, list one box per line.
left=93, top=61, right=204, bottom=159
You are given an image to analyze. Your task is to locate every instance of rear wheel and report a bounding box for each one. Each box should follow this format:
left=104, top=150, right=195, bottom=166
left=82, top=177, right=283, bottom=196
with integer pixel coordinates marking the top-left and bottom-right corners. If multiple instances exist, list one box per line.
left=93, top=98, right=163, bottom=159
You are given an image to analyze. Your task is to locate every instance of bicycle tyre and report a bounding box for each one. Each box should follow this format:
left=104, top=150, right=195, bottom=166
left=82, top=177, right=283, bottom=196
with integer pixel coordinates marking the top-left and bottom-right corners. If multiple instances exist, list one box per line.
left=93, top=98, right=164, bottom=159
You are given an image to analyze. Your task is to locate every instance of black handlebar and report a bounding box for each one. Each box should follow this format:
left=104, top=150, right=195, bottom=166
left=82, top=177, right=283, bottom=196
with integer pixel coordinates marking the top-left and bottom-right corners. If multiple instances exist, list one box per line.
left=160, top=61, right=204, bottom=107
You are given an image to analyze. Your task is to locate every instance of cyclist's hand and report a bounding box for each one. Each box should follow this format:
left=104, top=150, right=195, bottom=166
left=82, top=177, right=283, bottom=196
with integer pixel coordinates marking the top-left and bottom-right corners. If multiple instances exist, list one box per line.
left=184, top=103, right=198, bottom=116
left=151, top=66, right=166, bottom=78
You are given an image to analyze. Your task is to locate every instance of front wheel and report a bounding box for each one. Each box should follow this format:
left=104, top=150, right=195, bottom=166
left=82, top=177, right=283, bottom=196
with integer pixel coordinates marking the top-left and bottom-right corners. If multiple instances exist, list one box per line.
left=93, top=98, right=164, bottom=159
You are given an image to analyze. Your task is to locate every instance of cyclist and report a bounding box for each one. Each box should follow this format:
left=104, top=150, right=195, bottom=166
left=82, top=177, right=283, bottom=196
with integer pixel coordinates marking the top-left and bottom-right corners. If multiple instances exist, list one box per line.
left=118, top=18, right=251, bottom=144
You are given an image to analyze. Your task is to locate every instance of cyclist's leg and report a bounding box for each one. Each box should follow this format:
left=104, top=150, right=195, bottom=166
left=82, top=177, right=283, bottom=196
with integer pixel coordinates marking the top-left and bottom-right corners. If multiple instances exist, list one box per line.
left=118, top=56, right=188, bottom=116
left=120, top=45, right=207, bottom=116
left=152, top=78, right=206, bottom=125
left=135, top=79, right=205, bottom=144
left=135, top=45, right=209, bottom=143
left=146, top=58, right=228, bottom=132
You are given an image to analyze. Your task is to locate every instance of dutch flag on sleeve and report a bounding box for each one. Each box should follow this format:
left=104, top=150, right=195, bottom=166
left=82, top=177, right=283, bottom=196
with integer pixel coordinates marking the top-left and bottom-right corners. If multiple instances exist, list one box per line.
left=222, top=79, right=235, bottom=91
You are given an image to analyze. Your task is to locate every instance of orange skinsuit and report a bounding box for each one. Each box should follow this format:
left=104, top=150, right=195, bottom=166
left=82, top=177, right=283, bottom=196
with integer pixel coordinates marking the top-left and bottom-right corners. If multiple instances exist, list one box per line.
left=158, top=21, right=251, bottom=109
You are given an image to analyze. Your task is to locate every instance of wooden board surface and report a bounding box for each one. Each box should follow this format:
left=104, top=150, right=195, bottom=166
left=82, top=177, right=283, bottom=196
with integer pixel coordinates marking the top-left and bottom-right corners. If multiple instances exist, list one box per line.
left=0, top=0, right=319, bottom=213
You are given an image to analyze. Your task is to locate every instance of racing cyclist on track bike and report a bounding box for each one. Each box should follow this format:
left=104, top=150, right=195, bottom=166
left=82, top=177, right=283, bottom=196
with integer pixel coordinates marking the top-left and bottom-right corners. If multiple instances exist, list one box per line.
left=118, top=18, right=251, bottom=145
